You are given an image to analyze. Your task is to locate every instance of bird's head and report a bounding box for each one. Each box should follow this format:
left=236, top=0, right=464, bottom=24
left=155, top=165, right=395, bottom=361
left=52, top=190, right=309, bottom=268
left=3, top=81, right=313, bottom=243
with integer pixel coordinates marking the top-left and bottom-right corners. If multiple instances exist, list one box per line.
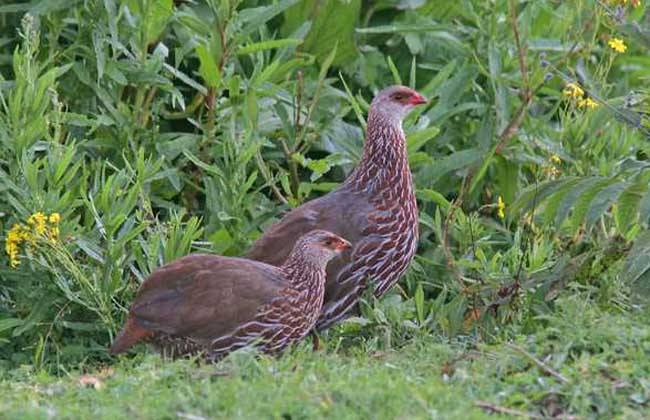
left=296, top=230, right=352, bottom=265
left=370, top=85, right=427, bottom=122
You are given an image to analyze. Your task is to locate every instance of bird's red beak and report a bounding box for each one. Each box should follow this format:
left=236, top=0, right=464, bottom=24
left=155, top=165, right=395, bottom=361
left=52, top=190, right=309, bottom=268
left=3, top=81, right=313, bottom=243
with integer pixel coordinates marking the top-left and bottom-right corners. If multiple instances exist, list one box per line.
left=409, top=93, right=427, bottom=106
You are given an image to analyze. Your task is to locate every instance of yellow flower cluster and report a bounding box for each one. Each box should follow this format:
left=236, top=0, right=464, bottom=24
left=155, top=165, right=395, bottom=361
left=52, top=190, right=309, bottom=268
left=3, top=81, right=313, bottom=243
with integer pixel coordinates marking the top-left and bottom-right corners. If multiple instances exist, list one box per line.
left=5, top=212, right=61, bottom=268
left=608, top=38, right=627, bottom=53
left=562, top=83, right=599, bottom=110
left=577, top=97, right=598, bottom=109
left=563, top=83, right=584, bottom=99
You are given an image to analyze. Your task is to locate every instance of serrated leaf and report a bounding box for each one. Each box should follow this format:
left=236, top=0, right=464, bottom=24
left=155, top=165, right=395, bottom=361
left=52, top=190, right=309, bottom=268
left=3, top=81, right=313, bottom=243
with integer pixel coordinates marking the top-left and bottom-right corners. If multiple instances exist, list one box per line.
left=623, top=230, right=650, bottom=284
left=585, top=181, right=626, bottom=227
left=560, top=178, right=610, bottom=231
left=616, top=170, right=650, bottom=232
left=510, top=178, right=575, bottom=217
left=541, top=178, right=584, bottom=225
left=554, top=177, right=602, bottom=226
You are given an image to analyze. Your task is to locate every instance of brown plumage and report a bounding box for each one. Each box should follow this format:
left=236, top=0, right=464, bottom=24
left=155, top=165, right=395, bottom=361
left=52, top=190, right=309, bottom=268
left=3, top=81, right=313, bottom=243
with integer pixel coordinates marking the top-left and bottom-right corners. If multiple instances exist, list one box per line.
left=247, top=85, right=426, bottom=331
left=110, top=230, right=351, bottom=360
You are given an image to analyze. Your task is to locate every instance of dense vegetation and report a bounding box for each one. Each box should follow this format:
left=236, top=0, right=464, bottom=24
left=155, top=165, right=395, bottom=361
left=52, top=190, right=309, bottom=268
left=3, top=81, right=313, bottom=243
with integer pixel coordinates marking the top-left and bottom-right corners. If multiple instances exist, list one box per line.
left=1, top=0, right=649, bottom=417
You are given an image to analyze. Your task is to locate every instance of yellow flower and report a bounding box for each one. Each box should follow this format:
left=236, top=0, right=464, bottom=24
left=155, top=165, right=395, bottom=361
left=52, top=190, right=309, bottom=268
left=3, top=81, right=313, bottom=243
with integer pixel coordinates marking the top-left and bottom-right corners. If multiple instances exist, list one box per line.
left=5, top=212, right=62, bottom=267
left=550, top=154, right=562, bottom=164
left=577, top=97, right=599, bottom=109
left=497, top=196, right=506, bottom=220
left=49, top=213, right=61, bottom=224
left=5, top=223, right=27, bottom=268
left=563, top=83, right=584, bottom=99
left=27, top=212, right=47, bottom=235
left=608, top=38, right=627, bottom=53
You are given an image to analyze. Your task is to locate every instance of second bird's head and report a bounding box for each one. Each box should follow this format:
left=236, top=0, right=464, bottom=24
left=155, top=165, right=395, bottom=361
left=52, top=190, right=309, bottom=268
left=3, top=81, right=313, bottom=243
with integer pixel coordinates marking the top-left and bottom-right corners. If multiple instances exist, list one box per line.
left=296, top=230, right=352, bottom=265
left=371, top=85, right=427, bottom=121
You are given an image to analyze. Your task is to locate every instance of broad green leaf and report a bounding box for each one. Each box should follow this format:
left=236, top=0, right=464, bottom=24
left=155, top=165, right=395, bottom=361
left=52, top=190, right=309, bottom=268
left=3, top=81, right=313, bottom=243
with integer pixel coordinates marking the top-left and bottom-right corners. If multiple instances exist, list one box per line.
left=554, top=177, right=602, bottom=226
left=239, top=0, right=301, bottom=37
left=417, top=148, right=483, bottom=185
left=494, top=155, right=519, bottom=204
left=416, top=188, right=451, bottom=210
left=123, top=0, right=173, bottom=45
left=407, top=126, right=440, bottom=155
left=585, top=181, right=626, bottom=227
left=623, top=230, right=650, bottom=284
left=616, top=170, right=650, bottom=232
left=510, top=178, right=575, bottom=217
left=541, top=178, right=584, bottom=225
left=283, top=0, right=360, bottom=65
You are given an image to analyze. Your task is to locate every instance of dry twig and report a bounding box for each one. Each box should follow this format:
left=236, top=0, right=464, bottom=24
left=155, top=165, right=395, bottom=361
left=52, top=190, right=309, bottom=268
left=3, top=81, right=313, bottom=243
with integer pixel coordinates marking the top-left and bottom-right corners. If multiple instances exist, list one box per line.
left=475, top=400, right=546, bottom=419
left=507, top=342, right=570, bottom=384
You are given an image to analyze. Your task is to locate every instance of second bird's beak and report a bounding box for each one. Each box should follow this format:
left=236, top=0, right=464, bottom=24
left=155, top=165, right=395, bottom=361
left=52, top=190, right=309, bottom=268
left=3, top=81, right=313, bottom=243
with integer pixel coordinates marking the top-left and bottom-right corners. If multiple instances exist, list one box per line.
left=409, top=93, right=428, bottom=106
left=335, top=239, right=352, bottom=253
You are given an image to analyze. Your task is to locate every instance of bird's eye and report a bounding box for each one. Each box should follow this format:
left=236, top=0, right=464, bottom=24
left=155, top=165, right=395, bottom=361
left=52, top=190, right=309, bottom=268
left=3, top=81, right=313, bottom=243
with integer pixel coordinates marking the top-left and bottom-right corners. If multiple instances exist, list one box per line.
left=393, top=93, right=405, bottom=100
left=324, top=239, right=333, bottom=246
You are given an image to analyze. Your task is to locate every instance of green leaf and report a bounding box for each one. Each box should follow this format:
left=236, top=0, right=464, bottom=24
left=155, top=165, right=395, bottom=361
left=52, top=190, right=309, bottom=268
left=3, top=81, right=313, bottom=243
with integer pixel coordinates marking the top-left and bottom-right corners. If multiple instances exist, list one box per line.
left=239, top=0, right=302, bottom=37
left=355, top=23, right=450, bottom=34
left=284, top=0, right=360, bottom=65
left=195, top=44, right=221, bottom=88
left=568, top=178, right=617, bottom=231
left=616, top=170, right=650, bottom=232
left=387, top=56, right=402, bottom=85
left=407, top=126, right=440, bottom=155
left=417, top=148, right=483, bottom=185
left=554, top=177, right=602, bottom=226
left=585, top=181, right=626, bottom=227
left=494, top=155, right=519, bottom=205
left=236, top=38, right=303, bottom=55
left=510, top=178, right=574, bottom=217
left=623, top=230, right=650, bottom=284
left=124, top=0, right=173, bottom=45
left=540, top=178, right=584, bottom=225
left=416, top=188, right=451, bottom=210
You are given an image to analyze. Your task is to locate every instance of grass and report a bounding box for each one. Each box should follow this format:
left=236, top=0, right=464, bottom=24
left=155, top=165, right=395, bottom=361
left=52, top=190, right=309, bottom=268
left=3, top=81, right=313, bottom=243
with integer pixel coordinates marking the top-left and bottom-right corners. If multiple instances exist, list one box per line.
left=2, top=293, right=649, bottom=419
left=1, top=0, right=650, bottom=418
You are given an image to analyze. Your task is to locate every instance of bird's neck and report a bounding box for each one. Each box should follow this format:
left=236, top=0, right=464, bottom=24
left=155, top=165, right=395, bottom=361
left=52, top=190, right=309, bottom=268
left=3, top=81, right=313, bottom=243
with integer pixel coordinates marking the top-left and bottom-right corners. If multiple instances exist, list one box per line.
left=345, top=111, right=411, bottom=193
left=281, top=255, right=324, bottom=290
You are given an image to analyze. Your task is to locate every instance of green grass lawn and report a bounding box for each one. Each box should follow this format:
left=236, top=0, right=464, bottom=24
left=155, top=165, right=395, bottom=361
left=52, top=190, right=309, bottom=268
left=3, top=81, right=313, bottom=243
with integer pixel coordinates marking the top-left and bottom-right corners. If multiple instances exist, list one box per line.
left=2, top=295, right=648, bottom=419
left=1, top=1, right=650, bottom=418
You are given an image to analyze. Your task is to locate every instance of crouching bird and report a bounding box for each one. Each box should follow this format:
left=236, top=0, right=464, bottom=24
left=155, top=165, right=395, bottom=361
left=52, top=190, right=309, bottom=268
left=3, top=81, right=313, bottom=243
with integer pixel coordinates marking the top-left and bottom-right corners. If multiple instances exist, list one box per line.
left=246, top=85, right=427, bottom=331
left=109, top=230, right=351, bottom=361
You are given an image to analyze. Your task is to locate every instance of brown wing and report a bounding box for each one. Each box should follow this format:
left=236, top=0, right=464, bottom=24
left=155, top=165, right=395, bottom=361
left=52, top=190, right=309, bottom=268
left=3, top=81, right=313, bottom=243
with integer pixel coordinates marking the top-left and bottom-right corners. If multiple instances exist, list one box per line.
left=246, top=188, right=373, bottom=267
left=129, top=254, right=288, bottom=340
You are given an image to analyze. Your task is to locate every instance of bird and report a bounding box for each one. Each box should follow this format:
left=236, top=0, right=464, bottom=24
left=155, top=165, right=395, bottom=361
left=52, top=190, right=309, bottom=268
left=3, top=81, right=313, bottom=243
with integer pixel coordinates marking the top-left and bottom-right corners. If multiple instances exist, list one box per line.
left=109, top=230, right=351, bottom=361
left=246, top=85, right=426, bottom=332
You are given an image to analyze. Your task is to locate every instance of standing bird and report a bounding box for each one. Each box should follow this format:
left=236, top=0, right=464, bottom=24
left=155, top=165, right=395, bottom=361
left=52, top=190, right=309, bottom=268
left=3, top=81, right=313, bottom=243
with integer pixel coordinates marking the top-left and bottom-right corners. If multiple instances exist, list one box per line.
left=109, top=230, right=351, bottom=360
left=247, top=85, right=426, bottom=331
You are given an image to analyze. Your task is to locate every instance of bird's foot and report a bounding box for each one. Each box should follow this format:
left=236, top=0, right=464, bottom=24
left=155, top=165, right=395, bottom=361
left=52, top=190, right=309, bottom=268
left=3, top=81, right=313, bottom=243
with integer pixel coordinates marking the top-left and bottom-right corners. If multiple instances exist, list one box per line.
left=311, top=331, right=321, bottom=351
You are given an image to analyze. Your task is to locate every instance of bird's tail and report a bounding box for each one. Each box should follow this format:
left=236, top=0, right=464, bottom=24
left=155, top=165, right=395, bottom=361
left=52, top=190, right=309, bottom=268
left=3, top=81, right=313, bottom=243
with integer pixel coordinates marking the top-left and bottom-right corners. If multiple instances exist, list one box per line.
left=109, top=317, right=152, bottom=355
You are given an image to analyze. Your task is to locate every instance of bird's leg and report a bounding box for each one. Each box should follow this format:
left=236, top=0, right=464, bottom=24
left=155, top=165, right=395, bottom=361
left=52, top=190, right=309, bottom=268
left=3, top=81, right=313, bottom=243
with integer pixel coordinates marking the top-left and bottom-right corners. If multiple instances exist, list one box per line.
left=311, top=331, right=320, bottom=351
